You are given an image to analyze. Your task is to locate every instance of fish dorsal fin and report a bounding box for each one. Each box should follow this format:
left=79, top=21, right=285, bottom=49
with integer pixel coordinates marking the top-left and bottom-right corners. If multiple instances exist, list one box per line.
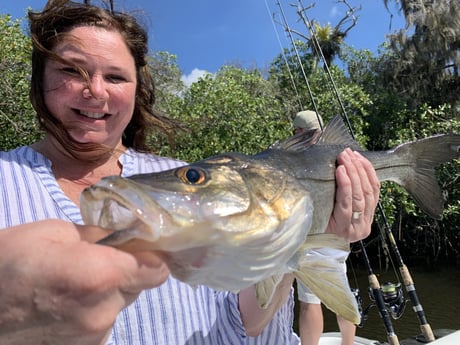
left=317, top=115, right=361, bottom=150
left=273, top=128, right=322, bottom=152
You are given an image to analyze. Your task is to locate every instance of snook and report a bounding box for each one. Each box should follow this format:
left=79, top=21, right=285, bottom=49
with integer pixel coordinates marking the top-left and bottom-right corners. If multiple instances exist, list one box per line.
left=80, top=116, right=460, bottom=324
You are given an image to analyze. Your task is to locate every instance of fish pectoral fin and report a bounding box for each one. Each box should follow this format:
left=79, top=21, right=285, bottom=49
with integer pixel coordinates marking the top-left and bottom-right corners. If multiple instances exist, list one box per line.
left=255, top=273, right=285, bottom=309
left=294, top=258, right=360, bottom=324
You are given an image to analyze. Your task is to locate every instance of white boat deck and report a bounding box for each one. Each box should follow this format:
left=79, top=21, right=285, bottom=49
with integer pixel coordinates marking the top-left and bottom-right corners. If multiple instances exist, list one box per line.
left=314, top=330, right=460, bottom=345
left=318, top=332, right=379, bottom=345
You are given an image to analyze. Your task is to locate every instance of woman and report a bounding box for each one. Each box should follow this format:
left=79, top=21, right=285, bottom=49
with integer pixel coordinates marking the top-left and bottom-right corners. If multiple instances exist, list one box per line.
left=0, top=1, right=380, bottom=344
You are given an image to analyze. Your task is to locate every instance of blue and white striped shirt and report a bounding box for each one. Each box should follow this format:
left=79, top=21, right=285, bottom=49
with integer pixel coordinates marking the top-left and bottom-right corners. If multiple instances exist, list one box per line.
left=0, top=146, right=300, bottom=345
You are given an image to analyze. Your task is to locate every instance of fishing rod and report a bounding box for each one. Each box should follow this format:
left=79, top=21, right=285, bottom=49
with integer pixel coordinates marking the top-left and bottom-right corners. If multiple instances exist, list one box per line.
left=359, top=240, right=399, bottom=345
left=271, top=1, right=423, bottom=343
left=265, top=0, right=304, bottom=111
left=294, top=1, right=436, bottom=341
left=295, top=0, right=355, bottom=133
left=274, top=0, right=321, bottom=119
left=275, top=2, right=400, bottom=342
left=377, top=205, right=436, bottom=342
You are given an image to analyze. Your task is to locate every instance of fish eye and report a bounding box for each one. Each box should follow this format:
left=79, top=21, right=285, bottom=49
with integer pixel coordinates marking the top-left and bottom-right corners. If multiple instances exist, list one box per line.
left=177, top=167, right=206, bottom=185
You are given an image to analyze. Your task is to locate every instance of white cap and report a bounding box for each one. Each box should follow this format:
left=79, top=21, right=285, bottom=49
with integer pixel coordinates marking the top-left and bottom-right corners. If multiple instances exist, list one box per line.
left=293, top=110, right=323, bottom=129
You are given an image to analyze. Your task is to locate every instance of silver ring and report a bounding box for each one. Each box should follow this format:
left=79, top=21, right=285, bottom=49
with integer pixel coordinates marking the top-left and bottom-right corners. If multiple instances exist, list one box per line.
left=352, top=211, right=362, bottom=220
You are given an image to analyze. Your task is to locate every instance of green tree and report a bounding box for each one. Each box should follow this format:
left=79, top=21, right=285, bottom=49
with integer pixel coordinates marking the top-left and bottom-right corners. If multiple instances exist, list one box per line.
left=269, top=45, right=372, bottom=148
left=268, top=41, right=316, bottom=116
left=149, top=51, right=185, bottom=112
left=382, top=0, right=460, bottom=108
left=0, top=15, right=41, bottom=150
left=161, top=65, right=288, bottom=162
left=379, top=104, right=460, bottom=265
left=342, top=44, right=459, bottom=265
left=147, top=51, right=187, bottom=155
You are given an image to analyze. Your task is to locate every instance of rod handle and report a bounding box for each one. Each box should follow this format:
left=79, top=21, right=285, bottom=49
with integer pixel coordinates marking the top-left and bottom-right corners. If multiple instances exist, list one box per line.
left=420, top=324, right=435, bottom=342
left=387, top=334, right=400, bottom=345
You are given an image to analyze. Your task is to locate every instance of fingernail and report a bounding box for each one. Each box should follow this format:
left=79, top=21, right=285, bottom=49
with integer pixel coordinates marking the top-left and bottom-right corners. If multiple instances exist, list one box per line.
left=341, top=148, right=352, bottom=161
left=353, top=151, right=364, bottom=159
left=337, top=165, right=346, bottom=176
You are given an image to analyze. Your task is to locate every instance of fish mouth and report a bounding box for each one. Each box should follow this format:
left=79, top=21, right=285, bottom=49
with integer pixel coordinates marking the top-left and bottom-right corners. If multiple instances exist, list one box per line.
left=80, top=176, right=172, bottom=241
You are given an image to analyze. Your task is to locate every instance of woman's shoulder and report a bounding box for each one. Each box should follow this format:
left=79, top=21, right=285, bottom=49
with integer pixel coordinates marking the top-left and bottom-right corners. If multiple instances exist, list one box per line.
left=1, top=145, right=30, bottom=157
left=122, top=149, right=187, bottom=175
left=0, top=146, right=48, bottom=167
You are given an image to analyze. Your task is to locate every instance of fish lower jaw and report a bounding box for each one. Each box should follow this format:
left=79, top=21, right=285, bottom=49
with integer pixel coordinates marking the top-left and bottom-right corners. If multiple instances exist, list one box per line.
left=81, top=188, right=173, bottom=239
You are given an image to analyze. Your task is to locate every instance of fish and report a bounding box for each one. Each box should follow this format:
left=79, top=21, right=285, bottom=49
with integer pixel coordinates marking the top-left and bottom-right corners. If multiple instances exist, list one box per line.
left=80, top=115, right=460, bottom=324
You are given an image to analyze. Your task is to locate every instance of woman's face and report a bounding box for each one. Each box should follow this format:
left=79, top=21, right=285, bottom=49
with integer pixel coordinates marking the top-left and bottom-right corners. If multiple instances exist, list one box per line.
left=43, top=26, right=137, bottom=148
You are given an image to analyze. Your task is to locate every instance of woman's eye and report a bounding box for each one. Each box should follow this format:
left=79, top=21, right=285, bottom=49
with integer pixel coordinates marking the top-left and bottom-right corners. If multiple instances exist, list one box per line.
left=61, top=67, right=80, bottom=75
left=106, top=75, right=127, bottom=83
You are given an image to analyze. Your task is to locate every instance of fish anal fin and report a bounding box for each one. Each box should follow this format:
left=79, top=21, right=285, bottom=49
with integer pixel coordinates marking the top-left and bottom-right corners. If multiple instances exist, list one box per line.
left=294, top=255, right=360, bottom=324
left=255, top=273, right=285, bottom=309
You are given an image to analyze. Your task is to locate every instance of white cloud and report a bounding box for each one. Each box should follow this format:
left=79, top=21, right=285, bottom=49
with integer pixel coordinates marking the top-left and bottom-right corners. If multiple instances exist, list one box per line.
left=330, top=6, right=340, bottom=19
left=181, top=68, right=209, bottom=87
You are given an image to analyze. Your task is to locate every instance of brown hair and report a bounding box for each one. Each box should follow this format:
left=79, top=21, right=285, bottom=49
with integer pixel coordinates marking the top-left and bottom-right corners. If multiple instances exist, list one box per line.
left=28, top=0, right=174, bottom=156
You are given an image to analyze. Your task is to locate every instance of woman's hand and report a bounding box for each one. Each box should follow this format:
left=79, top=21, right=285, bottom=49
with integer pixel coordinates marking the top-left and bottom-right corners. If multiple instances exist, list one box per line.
left=0, top=219, right=169, bottom=345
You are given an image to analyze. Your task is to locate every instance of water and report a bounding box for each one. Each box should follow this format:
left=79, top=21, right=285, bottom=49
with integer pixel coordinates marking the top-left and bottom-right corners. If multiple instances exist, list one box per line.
left=315, top=266, right=460, bottom=342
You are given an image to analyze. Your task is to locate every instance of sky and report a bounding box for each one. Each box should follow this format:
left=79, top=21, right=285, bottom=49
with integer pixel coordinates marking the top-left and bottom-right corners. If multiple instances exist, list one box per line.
left=1, top=0, right=405, bottom=85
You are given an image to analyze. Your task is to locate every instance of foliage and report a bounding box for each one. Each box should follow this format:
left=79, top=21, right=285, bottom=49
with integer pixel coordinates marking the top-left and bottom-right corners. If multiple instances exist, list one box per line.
left=365, top=102, right=460, bottom=265
left=269, top=44, right=372, bottom=147
left=341, top=30, right=459, bottom=265
left=341, top=45, right=409, bottom=151
left=147, top=51, right=186, bottom=155
left=149, top=51, right=185, bottom=111
left=381, top=0, right=460, bottom=108
left=0, top=15, right=42, bottom=150
left=381, top=104, right=459, bottom=218
left=158, top=65, right=288, bottom=162
left=267, top=40, right=316, bottom=117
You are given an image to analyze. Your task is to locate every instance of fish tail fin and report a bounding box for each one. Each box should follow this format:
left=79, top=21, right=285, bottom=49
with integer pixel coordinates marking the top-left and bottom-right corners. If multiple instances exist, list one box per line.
left=374, top=134, right=460, bottom=219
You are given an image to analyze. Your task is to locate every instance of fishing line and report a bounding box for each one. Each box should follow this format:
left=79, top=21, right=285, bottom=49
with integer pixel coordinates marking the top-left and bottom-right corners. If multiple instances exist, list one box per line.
left=274, top=0, right=321, bottom=122
left=376, top=215, right=400, bottom=277
left=296, top=0, right=354, bottom=134
left=270, top=2, right=436, bottom=342
left=296, top=4, right=407, bottom=341
left=298, top=1, right=436, bottom=341
left=270, top=2, right=406, bottom=343
left=286, top=0, right=368, bottom=287
left=297, top=0, right=400, bottom=284
left=265, top=0, right=304, bottom=110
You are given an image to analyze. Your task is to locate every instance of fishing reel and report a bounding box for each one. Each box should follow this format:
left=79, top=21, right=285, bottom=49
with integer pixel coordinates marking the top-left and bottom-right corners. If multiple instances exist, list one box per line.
left=381, top=282, right=406, bottom=319
left=351, top=287, right=365, bottom=328
left=366, top=282, right=407, bottom=320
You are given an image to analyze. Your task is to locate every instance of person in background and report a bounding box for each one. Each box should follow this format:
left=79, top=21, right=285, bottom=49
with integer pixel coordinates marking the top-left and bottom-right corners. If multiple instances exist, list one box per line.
left=294, top=110, right=357, bottom=345
left=0, top=1, right=380, bottom=344
left=293, top=110, right=324, bottom=135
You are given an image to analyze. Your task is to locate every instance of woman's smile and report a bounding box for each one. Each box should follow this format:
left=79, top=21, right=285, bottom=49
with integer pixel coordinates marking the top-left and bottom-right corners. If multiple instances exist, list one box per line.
left=75, top=109, right=109, bottom=120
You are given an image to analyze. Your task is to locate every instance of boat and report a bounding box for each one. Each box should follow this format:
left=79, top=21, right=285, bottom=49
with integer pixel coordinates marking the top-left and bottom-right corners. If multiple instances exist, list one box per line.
left=317, top=329, right=460, bottom=345
left=318, top=332, right=380, bottom=344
